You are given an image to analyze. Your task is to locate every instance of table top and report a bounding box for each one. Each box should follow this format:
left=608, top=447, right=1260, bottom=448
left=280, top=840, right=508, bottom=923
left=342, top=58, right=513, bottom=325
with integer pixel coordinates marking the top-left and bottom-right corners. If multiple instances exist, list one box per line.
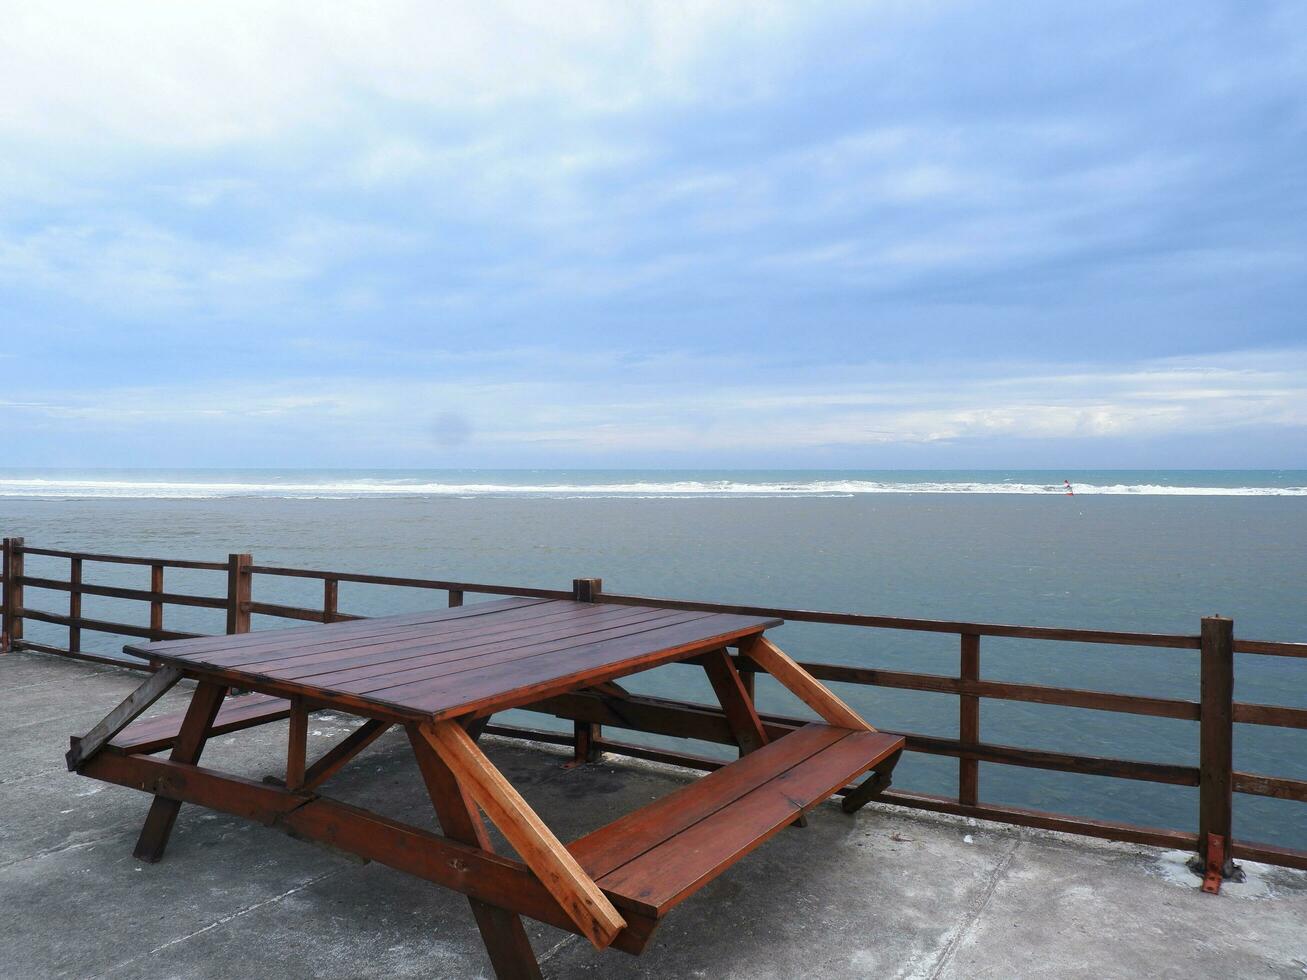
left=126, top=597, right=781, bottom=723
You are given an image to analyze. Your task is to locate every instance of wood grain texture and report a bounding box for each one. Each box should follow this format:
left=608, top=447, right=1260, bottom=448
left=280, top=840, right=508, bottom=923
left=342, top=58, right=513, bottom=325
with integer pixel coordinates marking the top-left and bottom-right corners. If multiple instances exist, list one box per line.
left=741, top=636, right=874, bottom=731
left=66, top=665, right=182, bottom=770
left=420, top=720, right=626, bottom=949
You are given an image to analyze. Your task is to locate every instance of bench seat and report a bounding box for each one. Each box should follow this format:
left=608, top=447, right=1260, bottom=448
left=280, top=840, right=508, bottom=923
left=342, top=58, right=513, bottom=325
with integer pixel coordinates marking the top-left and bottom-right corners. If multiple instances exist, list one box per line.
left=571, top=723, right=904, bottom=918
left=111, top=693, right=292, bottom=753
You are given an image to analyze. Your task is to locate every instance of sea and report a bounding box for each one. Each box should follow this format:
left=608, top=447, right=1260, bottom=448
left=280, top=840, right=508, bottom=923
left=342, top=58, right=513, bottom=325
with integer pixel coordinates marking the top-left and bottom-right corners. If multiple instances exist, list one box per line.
left=3, top=468, right=1304, bottom=852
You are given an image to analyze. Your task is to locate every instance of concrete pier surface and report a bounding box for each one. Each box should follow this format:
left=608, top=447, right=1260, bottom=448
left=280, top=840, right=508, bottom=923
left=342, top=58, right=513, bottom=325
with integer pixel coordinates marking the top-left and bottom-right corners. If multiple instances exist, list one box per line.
left=3, top=649, right=1305, bottom=979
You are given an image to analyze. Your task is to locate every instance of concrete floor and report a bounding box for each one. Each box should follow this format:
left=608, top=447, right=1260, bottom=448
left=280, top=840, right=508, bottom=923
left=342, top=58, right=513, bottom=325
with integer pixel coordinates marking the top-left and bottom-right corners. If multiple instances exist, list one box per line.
left=2, top=649, right=1305, bottom=980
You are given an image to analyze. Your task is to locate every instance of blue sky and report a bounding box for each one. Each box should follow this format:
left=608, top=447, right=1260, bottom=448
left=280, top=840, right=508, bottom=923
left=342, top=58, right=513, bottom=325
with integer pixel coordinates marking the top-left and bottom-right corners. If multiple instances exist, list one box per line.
left=2, top=1, right=1305, bottom=468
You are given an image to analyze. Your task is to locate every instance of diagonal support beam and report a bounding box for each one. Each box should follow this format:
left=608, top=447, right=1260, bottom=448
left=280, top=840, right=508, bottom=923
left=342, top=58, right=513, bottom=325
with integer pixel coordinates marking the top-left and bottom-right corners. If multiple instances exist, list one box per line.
left=742, top=636, right=875, bottom=732
left=302, top=719, right=391, bottom=791
left=702, top=647, right=768, bottom=755
left=419, top=719, right=626, bottom=950
left=66, top=666, right=182, bottom=770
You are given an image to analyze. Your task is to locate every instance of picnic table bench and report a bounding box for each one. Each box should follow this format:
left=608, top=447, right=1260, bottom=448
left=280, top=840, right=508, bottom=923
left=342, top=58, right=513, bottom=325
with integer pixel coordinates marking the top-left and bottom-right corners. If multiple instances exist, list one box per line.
left=67, top=595, right=904, bottom=978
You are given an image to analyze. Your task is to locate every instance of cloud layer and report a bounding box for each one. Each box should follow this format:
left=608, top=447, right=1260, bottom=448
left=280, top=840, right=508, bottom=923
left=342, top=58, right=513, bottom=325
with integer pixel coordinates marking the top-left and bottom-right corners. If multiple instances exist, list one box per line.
left=2, top=2, right=1305, bottom=466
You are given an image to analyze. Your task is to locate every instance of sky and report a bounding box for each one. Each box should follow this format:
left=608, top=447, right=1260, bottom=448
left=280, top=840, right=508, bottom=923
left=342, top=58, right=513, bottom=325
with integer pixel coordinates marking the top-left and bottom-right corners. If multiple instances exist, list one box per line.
left=2, top=1, right=1305, bottom=469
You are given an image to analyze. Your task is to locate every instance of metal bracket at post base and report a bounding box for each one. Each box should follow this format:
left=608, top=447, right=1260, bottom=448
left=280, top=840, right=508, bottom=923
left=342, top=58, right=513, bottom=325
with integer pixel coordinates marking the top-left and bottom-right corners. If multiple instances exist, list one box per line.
left=1187, top=834, right=1244, bottom=894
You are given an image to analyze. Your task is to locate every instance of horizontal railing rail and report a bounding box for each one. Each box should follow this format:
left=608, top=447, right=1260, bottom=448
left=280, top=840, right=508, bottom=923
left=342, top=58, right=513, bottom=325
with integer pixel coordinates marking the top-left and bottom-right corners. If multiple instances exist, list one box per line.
left=2, top=537, right=1304, bottom=876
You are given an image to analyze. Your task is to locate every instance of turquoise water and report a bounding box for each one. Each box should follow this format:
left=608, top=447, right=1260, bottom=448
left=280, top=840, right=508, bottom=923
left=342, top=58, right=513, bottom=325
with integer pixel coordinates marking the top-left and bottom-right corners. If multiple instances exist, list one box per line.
left=2, top=469, right=1304, bottom=852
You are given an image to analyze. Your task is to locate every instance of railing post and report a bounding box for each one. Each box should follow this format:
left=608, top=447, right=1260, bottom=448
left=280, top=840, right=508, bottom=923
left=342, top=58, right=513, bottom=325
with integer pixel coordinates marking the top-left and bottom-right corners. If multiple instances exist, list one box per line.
left=2, top=537, right=24, bottom=652
left=448, top=588, right=464, bottom=608
left=322, top=578, right=339, bottom=624
left=1197, top=614, right=1236, bottom=885
left=150, top=563, right=165, bottom=640
left=69, top=557, right=83, bottom=653
left=569, top=578, right=604, bottom=765
left=226, top=553, right=253, bottom=635
left=959, top=633, right=980, bottom=806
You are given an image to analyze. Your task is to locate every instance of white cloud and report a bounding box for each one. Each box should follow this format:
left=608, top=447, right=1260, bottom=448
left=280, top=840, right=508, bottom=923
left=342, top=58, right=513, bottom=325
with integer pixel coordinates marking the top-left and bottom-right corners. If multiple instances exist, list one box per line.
left=10, top=348, right=1306, bottom=458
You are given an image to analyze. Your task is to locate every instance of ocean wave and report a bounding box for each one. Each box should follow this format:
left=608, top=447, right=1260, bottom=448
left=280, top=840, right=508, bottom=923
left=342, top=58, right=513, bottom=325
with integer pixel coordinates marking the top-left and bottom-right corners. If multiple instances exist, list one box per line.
left=0, top=477, right=1303, bottom=499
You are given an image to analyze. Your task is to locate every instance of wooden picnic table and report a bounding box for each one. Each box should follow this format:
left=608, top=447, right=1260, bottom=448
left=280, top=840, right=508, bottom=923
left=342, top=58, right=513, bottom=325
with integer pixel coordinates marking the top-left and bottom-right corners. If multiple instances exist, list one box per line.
left=67, top=595, right=904, bottom=978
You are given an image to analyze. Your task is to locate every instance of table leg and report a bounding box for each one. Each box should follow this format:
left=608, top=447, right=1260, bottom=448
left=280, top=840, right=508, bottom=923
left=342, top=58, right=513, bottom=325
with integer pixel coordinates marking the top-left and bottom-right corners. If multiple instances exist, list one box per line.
left=134, top=680, right=227, bottom=862
left=408, top=725, right=542, bottom=980
left=702, top=647, right=768, bottom=757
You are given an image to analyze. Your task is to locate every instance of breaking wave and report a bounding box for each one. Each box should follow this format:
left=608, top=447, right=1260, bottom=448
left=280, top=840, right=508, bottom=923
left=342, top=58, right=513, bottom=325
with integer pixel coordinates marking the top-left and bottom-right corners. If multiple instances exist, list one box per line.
left=1, top=476, right=1304, bottom=499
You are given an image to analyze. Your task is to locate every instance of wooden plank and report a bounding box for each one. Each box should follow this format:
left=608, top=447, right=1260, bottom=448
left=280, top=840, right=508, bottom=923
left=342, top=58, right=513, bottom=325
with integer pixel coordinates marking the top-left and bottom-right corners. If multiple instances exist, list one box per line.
left=594, top=590, right=1201, bottom=649
left=310, top=609, right=710, bottom=692
left=571, top=725, right=847, bottom=878
left=595, top=730, right=902, bottom=917
left=113, top=693, right=291, bottom=753
left=420, top=720, right=626, bottom=949
left=302, top=719, right=390, bottom=791
left=134, top=597, right=551, bottom=662
left=253, top=604, right=688, bottom=682
left=226, top=553, right=252, bottom=635
left=19, top=546, right=226, bottom=570
left=408, top=726, right=542, bottom=980
left=1233, top=771, right=1307, bottom=803
left=769, top=661, right=1202, bottom=721
left=247, top=563, right=572, bottom=600
left=65, top=666, right=183, bottom=770
left=701, top=647, right=767, bottom=756
left=215, top=601, right=604, bottom=669
left=1233, top=701, right=1307, bottom=729
left=741, top=636, right=873, bottom=731
left=19, top=575, right=229, bottom=610
left=394, top=616, right=776, bottom=720
left=134, top=680, right=228, bottom=862
left=23, top=608, right=200, bottom=642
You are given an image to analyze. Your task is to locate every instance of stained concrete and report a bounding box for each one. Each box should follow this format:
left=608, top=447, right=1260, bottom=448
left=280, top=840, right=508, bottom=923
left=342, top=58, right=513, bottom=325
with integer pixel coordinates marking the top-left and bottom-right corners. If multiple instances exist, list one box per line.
left=1, top=649, right=1304, bottom=979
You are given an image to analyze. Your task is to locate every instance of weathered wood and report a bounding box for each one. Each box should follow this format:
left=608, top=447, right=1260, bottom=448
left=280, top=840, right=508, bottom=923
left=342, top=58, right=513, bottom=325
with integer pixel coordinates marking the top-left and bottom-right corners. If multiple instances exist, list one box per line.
left=2, top=537, right=23, bottom=650
left=18, top=575, right=228, bottom=609
left=113, top=693, right=291, bottom=754
left=842, top=747, right=903, bottom=812
left=68, top=557, right=82, bottom=653
left=573, top=578, right=602, bottom=603
left=448, top=589, right=464, bottom=608
left=571, top=719, right=602, bottom=765
left=1233, top=771, right=1307, bottom=803
left=65, top=666, right=183, bottom=770
left=573, top=725, right=903, bottom=918
left=226, top=552, right=252, bottom=634
left=408, top=726, right=542, bottom=980
left=702, top=647, right=767, bottom=756
left=286, top=699, right=308, bottom=790
left=81, top=749, right=658, bottom=953
left=19, top=545, right=227, bottom=570
left=959, top=633, right=980, bottom=806
left=1198, top=616, right=1234, bottom=859
left=133, top=680, right=227, bottom=861
left=741, top=636, right=873, bottom=731
left=420, top=720, right=626, bottom=949
left=150, top=564, right=165, bottom=639
left=1232, top=701, right=1307, bottom=729
left=322, top=578, right=339, bottom=623
left=247, top=562, right=571, bottom=600
left=754, top=660, right=1203, bottom=721
left=595, top=590, right=1201, bottom=649
left=23, top=608, right=200, bottom=642
left=302, top=719, right=390, bottom=790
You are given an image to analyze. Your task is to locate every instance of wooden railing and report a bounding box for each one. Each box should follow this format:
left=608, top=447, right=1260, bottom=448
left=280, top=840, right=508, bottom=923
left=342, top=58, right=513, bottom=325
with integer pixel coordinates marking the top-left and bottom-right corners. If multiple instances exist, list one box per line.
left=3, top=536, right=1305, bottom=874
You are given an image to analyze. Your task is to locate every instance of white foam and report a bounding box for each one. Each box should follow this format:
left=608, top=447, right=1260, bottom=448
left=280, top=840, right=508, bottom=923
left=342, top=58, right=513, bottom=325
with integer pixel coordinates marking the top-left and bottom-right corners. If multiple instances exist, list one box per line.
left=0, top=476, right=1303, bottom=500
